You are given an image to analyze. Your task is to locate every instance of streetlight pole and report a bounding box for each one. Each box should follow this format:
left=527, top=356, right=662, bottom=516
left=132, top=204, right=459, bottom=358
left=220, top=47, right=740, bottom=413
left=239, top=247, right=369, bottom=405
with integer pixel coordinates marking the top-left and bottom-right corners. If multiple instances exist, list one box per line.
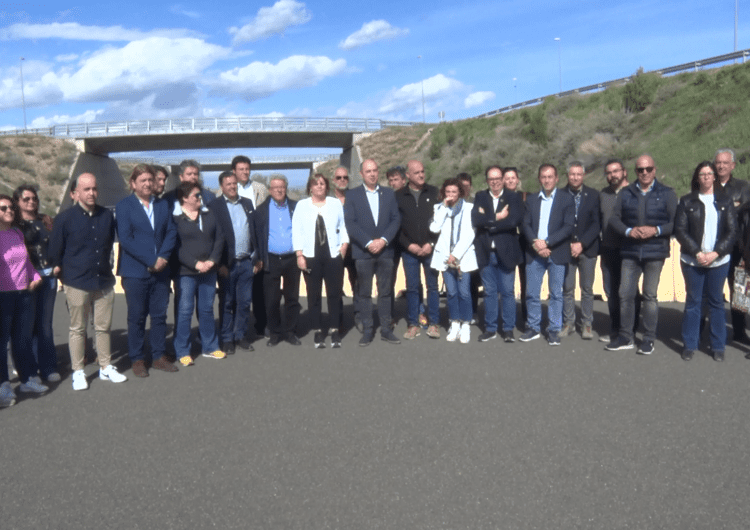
left=418, top=55, right=426, bottom=123
left=735, top=0, right=739, bottom=53
left=554, top=38, right=561, bottom=96
left=20, top=57, right=27, bottom=130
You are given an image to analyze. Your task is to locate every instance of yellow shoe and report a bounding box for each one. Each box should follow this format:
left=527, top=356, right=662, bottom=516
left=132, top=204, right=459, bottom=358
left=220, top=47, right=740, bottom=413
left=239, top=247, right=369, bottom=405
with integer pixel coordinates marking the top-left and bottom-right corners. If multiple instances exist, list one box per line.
left=201, top=350, right=226, bottom=360
left=179, top=356, right=194, bottom=367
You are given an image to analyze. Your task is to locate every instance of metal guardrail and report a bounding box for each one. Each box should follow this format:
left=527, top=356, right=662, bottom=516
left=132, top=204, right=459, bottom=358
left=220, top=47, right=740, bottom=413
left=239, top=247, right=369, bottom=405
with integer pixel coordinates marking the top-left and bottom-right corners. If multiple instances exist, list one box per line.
left=112, top=154, right=339, bottom=165
left=475, top=48, right=750, bottom=119
left=0, top=117, right=418, bottom=138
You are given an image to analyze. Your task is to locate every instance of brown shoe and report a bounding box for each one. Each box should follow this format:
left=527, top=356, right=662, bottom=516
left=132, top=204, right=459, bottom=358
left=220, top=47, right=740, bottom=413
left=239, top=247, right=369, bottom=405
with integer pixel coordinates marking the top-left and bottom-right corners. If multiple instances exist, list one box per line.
left=403, top=325, right=421, bottom=340
left=151, top=357, right=179, bottom=373
left=558, top=324, right=573, bottom=337
left=582, top=325, right=594, bottom=340
left=426, top=324, right=441, bottom=339
left=132, top=360, right=148, bottom=378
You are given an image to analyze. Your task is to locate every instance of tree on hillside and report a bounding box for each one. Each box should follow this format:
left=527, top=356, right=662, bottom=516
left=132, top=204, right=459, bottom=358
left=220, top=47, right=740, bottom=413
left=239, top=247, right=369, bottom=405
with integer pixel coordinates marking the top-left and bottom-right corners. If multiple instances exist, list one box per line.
left=623, top=67, right=660, bottom=113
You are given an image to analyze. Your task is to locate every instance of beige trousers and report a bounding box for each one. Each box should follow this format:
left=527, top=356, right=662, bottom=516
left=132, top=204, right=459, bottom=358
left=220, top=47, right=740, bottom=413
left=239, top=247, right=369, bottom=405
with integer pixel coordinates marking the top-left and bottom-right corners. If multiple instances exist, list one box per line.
left=64, top=285, right=115, bottom=371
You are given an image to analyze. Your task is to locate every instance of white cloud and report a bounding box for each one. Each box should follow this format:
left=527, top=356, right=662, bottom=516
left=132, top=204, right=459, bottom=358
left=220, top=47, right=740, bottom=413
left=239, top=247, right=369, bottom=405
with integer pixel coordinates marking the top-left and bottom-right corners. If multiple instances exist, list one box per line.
left=29, top=109, right=105, bottom=128
left=213, top=55, right=346, bottom=100
left=170, top=4, right=200, bottom=19
left=339, top=20, right=409, bottom=50
left=0, top=22, right=199, bottom=41
left=379, top=74, right=465, bottom=114
left=55, top=53, right=79, bottom=62
left=464, top=91, right=495, bottom=108
left=229, top=0, right=311, bottom=45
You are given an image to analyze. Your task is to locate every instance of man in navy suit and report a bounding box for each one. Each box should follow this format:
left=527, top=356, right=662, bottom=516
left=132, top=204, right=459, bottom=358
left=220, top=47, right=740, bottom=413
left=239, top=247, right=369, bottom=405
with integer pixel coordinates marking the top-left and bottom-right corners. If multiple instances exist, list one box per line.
left=344, top=159, right=402, bottom=346
left=253, top=175, right=301, bottom=347
left=559, top=161, right=601, bottom=340
left=208, top=170, right=257, bottom=354
left=520, top=163, right=575, bottom=346
left=471, top=165, right=524, bottom=343
left=116, top=164, right=178, bottom=377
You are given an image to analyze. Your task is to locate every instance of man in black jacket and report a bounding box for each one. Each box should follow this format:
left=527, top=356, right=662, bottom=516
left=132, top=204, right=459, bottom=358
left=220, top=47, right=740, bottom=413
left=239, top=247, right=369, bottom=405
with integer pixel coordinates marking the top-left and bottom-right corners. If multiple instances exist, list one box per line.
left=208, top=171, right=257, bottom=354
left=472, top=165, right=524, bottom=342
left=715, top=148, right=750, bottom=343
left=607, top=155, right=677, bottom=354
left=395, top=160, right=440, bottom=340
left=253, top=176, right=300, bottom=347
left=560, top=162, right=601, bottom=340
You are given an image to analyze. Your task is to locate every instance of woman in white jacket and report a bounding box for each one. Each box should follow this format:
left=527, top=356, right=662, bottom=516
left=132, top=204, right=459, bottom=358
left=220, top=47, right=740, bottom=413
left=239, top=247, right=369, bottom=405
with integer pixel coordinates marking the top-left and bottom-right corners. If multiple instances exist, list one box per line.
left=292, top=174, right=349, bottom=348
left=430, top=178, right=478, bottom=343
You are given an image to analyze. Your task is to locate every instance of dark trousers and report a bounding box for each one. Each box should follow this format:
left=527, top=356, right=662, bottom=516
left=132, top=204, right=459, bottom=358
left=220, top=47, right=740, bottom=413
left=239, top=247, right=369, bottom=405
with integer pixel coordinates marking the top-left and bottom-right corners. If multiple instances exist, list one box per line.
left=122, top=274, right=170, bottom=363
left=355, top=254, right=394, bottom=334
left=264, top=253, right=301, bottom=336
left=253, top=270, right=267, bottom=335
left=218, top=257, right=254, bottom=344
left=342, top=244, right=358, bottom=318
left=600, top=246, right=641, bottom=336
left=304, top=249, right=344, bottom=331
left=0, top=290, right=35, bottom=384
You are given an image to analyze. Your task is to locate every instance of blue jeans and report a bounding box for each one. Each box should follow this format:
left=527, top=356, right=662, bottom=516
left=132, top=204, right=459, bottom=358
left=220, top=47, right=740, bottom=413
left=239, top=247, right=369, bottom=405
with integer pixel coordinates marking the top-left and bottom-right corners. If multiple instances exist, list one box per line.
left=480, top=253, right=516, bottom=333
left=442, top=268, right=472, bottom=322
left=175, top=272, right=219, bottom=357
left=0, top=290, right=35, bottom=384
left=562, top=254, right=597, bottom=328
left=401, top=251, right=439, bottom=327
left=681, top=261, right=729, bottom=352
left=218, top=258, right=254, bottom=344
left=525, top=256, right=565, bottom=333
left=122, top=275, right=170, bottom=363
left=32, top=275, right=58, bottom=378
left=619, top=258, right=664, bottom=342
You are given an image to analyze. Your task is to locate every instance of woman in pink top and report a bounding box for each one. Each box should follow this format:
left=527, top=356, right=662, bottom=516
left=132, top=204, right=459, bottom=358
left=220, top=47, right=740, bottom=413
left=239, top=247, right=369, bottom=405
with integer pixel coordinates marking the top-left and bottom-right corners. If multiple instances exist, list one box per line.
left=0, top=194, right=46, bottom=408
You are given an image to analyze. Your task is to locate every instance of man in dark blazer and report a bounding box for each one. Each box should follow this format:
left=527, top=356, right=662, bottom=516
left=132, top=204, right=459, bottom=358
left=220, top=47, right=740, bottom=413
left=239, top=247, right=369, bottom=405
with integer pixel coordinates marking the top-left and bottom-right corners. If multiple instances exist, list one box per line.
left=559, top=161, right=601, bottom=340
left=471, top=165, right=524, bottom=343
left=116, top=164, right=178, bottom=377
left=344, top=158, right=402, bottom=346
left=208, top=170, right=257, bottom=354
left=253, top=175, right=300, bottom=347
left=520, top=163, right=575, bottom=346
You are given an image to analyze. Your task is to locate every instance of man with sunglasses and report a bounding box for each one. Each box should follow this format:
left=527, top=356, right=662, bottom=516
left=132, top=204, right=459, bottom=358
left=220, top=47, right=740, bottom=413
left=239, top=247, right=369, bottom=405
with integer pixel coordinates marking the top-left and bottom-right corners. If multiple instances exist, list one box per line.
left=607, top=155, right=677, bottom=354
left=332, top=166, right=360, bottom=330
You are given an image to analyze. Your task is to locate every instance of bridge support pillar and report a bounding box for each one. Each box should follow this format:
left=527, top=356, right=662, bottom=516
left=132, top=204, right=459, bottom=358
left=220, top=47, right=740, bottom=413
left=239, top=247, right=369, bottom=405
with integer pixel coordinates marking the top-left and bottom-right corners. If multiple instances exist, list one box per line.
left=61, top=152, right=130, bottom=211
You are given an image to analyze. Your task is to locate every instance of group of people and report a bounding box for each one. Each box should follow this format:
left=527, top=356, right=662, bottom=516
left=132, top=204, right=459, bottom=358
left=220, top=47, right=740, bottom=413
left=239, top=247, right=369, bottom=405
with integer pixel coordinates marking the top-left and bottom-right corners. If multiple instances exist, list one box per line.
left=1, top=148, right=748, bottom=407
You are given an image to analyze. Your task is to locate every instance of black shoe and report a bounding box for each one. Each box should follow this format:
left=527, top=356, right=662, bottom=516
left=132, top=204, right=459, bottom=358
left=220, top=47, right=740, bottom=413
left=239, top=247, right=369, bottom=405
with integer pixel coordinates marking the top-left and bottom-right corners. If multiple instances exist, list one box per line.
left=314, top=331, right=326, bottom=349
left=502, top=330, right=515, bottom=343
left=359, top=331, right=374, bottom=347
left=714, top=350, right=725, bottom=362
left=478, top=331, right=497, bottom=342
left=223, top=341, right=236, bottom=355
left=267, top=334, right=281, bottom=347
left=331, top=331, right=342, bottom=348
left=381, top=329, right=401, bottom=344
left=286, top=333, right=301, bottom=346
left=638, top=340, right=654, bottom=355
left=237, top=338, right=254, bottom=352
left=606, top=336, right=635, bottom=351
left=548, top=331, right=560, bottom=346
left=681, top=349, right=694, bottom=361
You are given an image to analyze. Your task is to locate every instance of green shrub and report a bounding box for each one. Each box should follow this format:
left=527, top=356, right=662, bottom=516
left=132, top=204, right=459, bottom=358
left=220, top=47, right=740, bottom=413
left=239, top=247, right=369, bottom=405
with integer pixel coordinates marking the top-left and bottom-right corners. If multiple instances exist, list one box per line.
left=623, top=67, right=661, bottom=112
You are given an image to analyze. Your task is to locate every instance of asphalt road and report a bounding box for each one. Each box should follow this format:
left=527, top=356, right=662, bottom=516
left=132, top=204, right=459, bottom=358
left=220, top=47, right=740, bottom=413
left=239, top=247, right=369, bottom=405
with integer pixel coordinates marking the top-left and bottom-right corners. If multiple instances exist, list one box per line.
left=2, top=295, right=750, bottom=529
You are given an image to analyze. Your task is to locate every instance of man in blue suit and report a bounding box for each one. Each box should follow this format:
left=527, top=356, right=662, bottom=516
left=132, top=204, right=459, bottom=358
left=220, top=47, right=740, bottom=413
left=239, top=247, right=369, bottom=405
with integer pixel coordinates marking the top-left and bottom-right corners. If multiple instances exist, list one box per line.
left=520, top=163, right=575, bottom=346
left=344, top=159, right=402, bottom=346
left=208, top=170, right=257, bottom=354
left=116, top=164, right=179, bottom=377
left=472, top=165, right=524, bottom=343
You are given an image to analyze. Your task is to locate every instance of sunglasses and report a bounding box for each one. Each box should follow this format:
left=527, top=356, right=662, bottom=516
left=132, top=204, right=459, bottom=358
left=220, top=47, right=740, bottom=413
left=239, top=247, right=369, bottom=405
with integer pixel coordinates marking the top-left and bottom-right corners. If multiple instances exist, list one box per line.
left=0, top=205, right=10, bottom=212
left=21, top=196, right=38, bottom=202
left=334, top=176, right=349, bottom=180
left=636, top=166, right=655, bottom=174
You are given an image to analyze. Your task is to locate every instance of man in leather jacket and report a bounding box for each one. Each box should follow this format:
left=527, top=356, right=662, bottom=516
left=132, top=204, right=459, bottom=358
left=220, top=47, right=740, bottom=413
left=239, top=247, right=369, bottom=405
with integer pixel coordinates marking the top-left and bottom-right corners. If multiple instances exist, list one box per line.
left=715, top=148, right=750, bottom=343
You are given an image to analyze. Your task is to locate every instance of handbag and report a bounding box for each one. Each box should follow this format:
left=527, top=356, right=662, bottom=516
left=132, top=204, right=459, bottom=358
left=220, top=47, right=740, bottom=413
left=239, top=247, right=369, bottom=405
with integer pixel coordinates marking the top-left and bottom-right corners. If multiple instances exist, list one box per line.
left=732, top=260, right=750, bottom=313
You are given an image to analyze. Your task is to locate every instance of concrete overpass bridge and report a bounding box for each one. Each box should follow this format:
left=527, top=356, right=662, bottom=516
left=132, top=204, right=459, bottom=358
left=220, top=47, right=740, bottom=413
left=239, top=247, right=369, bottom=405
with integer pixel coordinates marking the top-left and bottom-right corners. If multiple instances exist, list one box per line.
left=2, top=117, right=416, bottom=210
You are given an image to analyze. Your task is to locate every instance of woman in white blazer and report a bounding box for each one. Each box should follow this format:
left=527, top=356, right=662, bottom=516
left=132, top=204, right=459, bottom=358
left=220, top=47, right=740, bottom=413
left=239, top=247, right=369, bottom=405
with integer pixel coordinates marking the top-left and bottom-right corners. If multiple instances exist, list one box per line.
left=292, top=174, right=349, bottom=348
left=430, top=178, right=478, bottom=344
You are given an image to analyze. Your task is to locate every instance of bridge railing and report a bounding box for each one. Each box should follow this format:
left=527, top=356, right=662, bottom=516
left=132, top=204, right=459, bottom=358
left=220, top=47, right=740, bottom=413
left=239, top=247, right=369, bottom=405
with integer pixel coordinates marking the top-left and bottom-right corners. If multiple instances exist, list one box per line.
left=112, top=154, right=340, bottom=165
left=0, top=117, right=419, bottom=138
left=476, top=48, right=750, bottom=118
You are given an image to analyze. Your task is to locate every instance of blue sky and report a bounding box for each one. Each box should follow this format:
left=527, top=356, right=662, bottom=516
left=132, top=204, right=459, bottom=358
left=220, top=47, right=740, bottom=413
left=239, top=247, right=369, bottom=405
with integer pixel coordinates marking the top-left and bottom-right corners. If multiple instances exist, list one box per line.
left=0, top=0, right=745, bottom=186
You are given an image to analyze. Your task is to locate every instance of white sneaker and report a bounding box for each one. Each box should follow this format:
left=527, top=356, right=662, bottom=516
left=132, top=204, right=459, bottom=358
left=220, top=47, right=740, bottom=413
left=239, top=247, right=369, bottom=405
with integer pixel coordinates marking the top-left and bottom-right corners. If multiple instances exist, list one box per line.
left=72, top=370, right=89, bottom=391
left=0, top=381, right=16, bottom=407
left=459, top=322, right=471, bottom=344
left=19, top=376, right=49, bottom=394
left=446, top=321, right=460, bottom=342
left=100, top=365, right=127, bottom=383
